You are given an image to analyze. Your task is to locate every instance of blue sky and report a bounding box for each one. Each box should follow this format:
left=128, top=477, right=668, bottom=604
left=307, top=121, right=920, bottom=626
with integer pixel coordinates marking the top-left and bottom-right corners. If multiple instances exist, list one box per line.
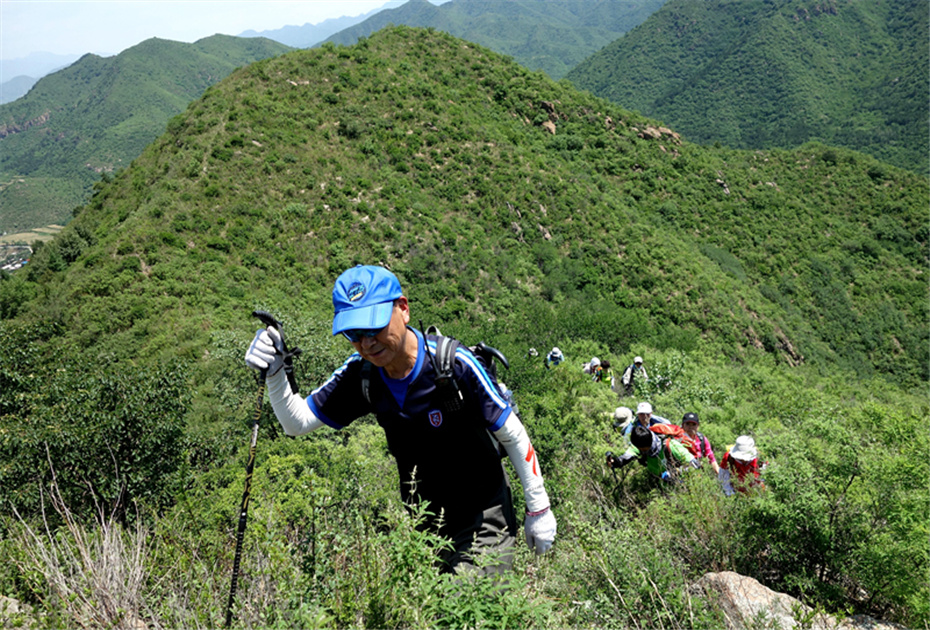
left=0, top=0, right=394, bottom=60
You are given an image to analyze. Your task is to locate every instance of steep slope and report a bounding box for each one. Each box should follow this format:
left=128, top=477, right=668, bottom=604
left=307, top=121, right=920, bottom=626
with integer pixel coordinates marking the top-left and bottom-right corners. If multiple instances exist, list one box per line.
left=5, top=27, right=926, bottom=390
left=324, top=0, right=667, bottom=80
left=566, top=0, right=929, bottom=175
left=0, top=35, right=292, bottom=233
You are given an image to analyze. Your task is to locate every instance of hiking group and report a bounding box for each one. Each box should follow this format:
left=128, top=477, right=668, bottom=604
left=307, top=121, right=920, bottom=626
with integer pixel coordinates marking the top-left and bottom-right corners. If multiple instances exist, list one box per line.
left=549, top=348, right=763, bottom=494
left=245, top=265, right=557, bottom=576
left=608, top=403, right=764, bottom=494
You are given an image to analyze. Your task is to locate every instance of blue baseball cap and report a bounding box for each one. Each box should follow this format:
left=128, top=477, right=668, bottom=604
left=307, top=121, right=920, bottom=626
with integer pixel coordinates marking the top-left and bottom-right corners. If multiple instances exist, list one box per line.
left=332, top=265, right=403, bottom=336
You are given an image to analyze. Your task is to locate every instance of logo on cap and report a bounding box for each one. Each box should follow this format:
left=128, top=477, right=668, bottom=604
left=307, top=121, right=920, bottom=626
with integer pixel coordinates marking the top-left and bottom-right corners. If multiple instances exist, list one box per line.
left=347, top=282, right=366, bottom=302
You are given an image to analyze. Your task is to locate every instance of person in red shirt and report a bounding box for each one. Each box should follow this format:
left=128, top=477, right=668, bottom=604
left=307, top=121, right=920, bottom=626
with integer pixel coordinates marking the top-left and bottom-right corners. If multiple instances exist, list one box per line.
left=718, top=435, right=764, bottom=496
left=681, top=412, right=720, bottom=475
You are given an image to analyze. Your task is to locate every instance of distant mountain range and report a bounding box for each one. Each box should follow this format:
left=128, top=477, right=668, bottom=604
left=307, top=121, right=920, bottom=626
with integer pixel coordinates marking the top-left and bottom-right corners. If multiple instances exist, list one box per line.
left=322, top=0, right=667, bottom=80
left=565, top=0, right=929, bottom=174
left=237, top=0, right=411, bottom=47
left=0, top=35, right=291, bottom=233
left=0, top=52, right=84, bottom=105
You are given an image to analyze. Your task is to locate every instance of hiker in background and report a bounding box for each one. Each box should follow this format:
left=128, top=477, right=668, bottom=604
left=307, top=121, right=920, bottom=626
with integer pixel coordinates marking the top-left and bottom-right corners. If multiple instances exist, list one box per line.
left=545, top=346, right=564, bottom=369
left=621, top=401, right=670, bottom=438
left=594, top=359, right=614, bottom=386
left=620, top=355, right=648, bottom=396
left=606, top=424, right=700, bottom=481
left=582, top=356, right=600, bottom=375
left=681, top=412, right=720, bottom=475
left=611, top=406, right=634, bottom=433
left=245, top=264, right=556, bottom=575
left=719, top=436, right=764, bottom=496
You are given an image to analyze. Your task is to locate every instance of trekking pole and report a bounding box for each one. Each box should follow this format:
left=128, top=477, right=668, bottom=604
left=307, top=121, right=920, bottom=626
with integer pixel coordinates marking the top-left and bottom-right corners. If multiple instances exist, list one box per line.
left=224, top=310, right=298, bottom=628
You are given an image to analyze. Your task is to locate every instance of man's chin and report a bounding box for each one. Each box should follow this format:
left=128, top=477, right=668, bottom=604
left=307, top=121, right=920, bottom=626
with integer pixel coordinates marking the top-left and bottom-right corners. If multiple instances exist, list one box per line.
left=363, top=350, right=389, bottom=365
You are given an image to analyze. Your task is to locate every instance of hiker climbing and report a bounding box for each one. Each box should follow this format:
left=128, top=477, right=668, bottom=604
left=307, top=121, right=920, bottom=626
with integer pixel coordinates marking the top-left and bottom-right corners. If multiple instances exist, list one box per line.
left=545, top=347, right=564, bottom=369
left=719, top=435, right=765, bottom=496
left=611, top=406, right=634, bottom=433
left=582, top=356, right=600, bottom=375
left=606, top=424, right=700, bottom=481
left=620, top=355, right=648, bottom=396
left=244, top=264, right=557, bottom=575
left=621, top=401, right=670, bottom=438
left=681, top=412, right=720, bottom=475
left=595, top=359, right=613, bottom=385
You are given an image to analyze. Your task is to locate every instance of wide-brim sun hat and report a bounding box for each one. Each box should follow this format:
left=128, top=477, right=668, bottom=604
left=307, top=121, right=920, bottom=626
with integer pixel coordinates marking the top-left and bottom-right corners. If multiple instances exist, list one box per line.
left=729, top=436, right=758, bottom=461
left=332, top=265, right=403, bottom=336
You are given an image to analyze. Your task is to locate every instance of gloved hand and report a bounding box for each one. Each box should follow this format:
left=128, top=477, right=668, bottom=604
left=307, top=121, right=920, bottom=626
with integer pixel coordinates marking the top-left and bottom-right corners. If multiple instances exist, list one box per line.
left=524, top=507, right=557, bottom=555
left=605, top=452, right=617, bottom=468
left=245, top=326, right=285, bottom=376
left=660, top=470, right=671, bottom=481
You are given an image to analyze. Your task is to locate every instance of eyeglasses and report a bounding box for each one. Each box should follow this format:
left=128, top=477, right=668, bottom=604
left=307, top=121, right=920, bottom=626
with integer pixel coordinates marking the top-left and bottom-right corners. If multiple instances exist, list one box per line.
left=342, top=326, right=385, bottom=343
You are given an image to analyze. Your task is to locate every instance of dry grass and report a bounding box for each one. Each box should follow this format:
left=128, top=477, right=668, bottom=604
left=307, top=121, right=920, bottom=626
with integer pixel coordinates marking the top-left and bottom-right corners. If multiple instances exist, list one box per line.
left=11, top=460, right=149, bottom=629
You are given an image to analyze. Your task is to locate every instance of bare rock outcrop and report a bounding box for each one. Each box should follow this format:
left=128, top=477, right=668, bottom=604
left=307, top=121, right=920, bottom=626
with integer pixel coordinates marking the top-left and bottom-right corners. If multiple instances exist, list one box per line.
left=695, top=572, right=908, bottom=630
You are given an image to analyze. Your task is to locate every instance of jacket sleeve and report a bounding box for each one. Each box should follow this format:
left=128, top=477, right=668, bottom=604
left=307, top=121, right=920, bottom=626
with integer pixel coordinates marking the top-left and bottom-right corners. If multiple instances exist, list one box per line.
left=492, top=412, right=550, bottom=514
left=266, top=369, right=326, bottom=436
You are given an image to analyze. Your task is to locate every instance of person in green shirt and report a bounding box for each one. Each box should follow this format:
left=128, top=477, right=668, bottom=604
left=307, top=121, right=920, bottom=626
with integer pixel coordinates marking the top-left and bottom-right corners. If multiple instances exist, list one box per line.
left=606, top=424, right=699, bottom=481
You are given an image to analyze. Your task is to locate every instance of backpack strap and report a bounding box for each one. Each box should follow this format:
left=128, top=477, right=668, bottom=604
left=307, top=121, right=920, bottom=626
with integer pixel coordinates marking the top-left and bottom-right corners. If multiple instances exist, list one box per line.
left=430, top=334, right=464, bottom=414
left=360, top=360, right=373, bottom=405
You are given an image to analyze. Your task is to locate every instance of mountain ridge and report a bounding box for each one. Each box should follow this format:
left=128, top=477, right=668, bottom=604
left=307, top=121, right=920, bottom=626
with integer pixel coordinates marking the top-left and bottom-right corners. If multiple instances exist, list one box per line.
left=0, top=35, right=292, bottom=233
left=565, top=0, right=929, bottom=174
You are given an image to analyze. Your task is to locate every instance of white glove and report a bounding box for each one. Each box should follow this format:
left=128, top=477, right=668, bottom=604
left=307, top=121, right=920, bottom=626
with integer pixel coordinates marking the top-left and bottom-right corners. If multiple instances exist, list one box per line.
left=524, top=507, right=557, bottom=555
left=244, top=326, right=284, bottom=376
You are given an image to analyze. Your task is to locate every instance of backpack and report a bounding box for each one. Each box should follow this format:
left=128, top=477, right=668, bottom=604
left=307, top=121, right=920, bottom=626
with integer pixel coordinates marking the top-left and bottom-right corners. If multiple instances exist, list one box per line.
left=649, top=423, right=699, bottom=457
left=360, top=325, right=511, bottom=416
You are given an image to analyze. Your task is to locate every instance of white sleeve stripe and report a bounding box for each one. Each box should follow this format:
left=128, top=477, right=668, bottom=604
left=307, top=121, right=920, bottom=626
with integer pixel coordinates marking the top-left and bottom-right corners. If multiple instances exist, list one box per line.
left=455, top=347, right=508, bottom=409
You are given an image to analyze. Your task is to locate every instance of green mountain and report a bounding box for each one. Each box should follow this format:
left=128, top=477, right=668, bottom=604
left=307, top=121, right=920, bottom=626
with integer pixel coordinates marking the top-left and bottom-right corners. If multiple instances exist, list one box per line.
left=324, top=0, right=667, bottom=80
left=566, top=0, right=929, bottom=175
left=0, top=28, right=926, bottom=628
left=0, top=35, right=292, bottom=234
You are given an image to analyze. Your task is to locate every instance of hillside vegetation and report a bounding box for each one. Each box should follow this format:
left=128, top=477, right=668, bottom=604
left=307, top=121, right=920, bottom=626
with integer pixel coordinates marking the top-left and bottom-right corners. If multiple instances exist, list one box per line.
left=324, top=0, right=667, bottom=80
left=566, top=0, right=929, bottom=175
left=0, top=35, right=292, bottom=233
left=0, top=27, right=926, bottom=628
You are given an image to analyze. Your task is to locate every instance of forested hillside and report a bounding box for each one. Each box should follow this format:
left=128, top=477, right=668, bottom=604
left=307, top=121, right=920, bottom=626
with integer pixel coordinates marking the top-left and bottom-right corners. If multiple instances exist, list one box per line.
left=566, top=0, right=929, bottom=175
left=0, top=35, right=291, bottom=233
left=0, top=27, right=926, bottom=628
left=323, top=0, right=667, bottom=80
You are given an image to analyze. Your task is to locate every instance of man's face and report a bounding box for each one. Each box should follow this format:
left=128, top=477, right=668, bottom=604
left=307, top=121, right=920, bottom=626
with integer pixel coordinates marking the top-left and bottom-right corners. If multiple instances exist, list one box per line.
left=637, top=412, right=651, bottom=426
left=351, top=297, right=411, bottom=369
left=635, top=361, right=642, bottom=369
